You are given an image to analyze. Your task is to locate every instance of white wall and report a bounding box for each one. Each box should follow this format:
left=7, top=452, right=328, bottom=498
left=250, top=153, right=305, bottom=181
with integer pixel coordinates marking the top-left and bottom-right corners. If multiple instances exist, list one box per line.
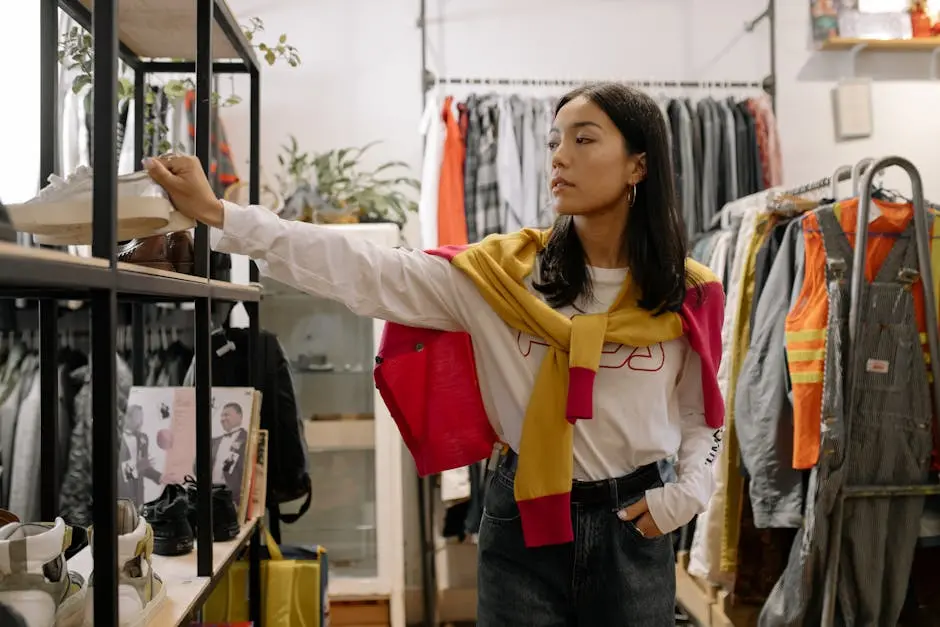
left=0, top=4, right=41, bottom=204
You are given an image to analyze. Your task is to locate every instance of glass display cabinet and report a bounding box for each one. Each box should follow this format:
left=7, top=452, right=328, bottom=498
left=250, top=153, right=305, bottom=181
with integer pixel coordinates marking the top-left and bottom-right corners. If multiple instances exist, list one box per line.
left=260, top=222, right=405, bottom=627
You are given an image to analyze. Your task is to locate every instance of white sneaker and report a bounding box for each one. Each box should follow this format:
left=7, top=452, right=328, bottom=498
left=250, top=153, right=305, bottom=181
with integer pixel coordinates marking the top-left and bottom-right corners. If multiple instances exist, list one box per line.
left=0, top=518, right=86, bottom=627
left=6, top=167, right=193, bottom=246
left=84, top=500, right=166, bottom=627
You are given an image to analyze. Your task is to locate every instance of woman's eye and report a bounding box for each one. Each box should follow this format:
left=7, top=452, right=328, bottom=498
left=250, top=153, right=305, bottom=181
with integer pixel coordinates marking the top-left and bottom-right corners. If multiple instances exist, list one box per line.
left=575, top=137, right=593, bottom=144
left=547, top=140, right=559, bottom=151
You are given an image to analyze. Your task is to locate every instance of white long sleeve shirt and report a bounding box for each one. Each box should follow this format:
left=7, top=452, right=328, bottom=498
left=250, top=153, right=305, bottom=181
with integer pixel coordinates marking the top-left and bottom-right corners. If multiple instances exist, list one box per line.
left=212, top=202, right=721, bottom=534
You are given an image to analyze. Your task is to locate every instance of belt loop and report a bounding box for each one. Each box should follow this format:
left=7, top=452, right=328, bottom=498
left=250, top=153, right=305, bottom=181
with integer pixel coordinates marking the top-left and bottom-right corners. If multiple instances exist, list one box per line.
left=609, top=477, right=619, bottom=511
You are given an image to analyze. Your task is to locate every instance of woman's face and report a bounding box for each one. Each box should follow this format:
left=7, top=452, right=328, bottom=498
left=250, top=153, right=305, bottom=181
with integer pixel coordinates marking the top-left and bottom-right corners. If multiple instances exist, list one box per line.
left=548, top=95, right=646, bottom=216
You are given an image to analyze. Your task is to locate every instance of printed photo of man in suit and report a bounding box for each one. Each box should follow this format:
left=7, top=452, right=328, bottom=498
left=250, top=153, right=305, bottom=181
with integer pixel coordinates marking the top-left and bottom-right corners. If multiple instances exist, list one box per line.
left=118, top=404, right=162, bottom=506
left=211, top=401, right=248, bottom=501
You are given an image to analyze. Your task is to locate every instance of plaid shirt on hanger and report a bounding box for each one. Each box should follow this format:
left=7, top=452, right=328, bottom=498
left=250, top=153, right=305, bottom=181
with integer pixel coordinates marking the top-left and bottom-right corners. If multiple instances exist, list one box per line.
left=474, top=97, right=503, bottom=239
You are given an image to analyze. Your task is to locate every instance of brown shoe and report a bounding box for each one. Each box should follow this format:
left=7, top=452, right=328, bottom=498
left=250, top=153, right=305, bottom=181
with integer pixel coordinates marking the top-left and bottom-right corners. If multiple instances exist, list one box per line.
left=117, top=231, right=195, bottom=275
left=0, top=509, right=18, bottom=525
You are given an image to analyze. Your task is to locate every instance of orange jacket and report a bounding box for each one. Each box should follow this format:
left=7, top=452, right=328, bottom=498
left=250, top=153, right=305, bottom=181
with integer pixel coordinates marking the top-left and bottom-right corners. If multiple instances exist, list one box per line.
left=785, top=199, right=939, bottom=469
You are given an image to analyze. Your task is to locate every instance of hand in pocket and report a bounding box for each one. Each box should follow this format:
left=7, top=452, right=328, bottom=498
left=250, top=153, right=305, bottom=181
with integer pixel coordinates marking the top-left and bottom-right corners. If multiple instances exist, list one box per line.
left=617, top=497, right=663, bottom=538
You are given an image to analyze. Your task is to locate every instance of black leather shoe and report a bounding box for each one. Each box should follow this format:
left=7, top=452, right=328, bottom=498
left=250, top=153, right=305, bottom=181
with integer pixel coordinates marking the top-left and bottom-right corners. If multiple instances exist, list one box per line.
left=141, top=484, right=195, bottom=556
left=183, top=476, right=241, bottom=542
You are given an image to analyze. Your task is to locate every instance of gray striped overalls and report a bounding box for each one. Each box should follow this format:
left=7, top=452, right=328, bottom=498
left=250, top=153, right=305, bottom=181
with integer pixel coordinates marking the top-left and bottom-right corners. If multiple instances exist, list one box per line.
left=760, top=207, right=933, bottom=626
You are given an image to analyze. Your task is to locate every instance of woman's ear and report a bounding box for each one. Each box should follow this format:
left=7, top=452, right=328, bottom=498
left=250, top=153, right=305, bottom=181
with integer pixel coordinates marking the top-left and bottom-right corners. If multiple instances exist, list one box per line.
left=632, top=153, right=648, bottom=184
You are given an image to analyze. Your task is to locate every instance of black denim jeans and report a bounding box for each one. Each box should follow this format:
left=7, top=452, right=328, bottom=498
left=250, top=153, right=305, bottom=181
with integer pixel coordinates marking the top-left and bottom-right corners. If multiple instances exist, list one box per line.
left=477, top=453, right=676, bottom=626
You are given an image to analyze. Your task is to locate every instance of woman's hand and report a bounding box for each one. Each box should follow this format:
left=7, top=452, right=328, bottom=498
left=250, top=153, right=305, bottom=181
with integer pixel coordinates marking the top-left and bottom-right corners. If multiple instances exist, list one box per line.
left=144, top=155, right=224, bottom=228
left=618, top=497, right=664, bottom=538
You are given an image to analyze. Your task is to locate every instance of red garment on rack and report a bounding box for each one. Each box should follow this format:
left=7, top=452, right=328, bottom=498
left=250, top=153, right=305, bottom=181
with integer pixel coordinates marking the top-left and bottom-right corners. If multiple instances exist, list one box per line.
left=437, top=96, right=469, bottom=246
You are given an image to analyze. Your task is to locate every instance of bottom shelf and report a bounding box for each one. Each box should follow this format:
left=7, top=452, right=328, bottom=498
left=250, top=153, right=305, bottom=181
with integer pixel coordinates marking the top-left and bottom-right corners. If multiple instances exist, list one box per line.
left=674, top=553, right=761, bottom=627
left=68, top=519, right=259, bottom=627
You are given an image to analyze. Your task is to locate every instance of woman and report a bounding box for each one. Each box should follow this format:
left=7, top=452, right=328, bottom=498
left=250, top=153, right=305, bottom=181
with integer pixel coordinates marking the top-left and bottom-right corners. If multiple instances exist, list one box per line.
left=146, top=82, right=725, bottom=626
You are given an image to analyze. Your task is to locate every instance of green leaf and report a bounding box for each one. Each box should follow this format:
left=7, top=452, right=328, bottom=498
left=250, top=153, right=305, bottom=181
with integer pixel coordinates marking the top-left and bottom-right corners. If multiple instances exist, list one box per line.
left=72, top=74, right=91, bottom=94
left=279, top=34, right=287, bottom=44
left=265, top=49, right=276, bottom=65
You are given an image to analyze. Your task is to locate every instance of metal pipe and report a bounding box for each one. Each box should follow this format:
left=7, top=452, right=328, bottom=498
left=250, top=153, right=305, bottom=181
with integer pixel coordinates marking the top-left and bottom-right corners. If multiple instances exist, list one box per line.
left=246, top=298, right=261, bottom=626
left=40, top=0, right=58, bottom=184
left=90, top=0, right=120, bottom=621
left=38, top=0, right=61, bottom=525
left=195, top=0, right=216, bottom=579
left=426, top=77, right=765, bottom=89
left=769, top=0, right=776, bottom=112
left=38, top=300, right=59, bottom=520
left=249, top=69, right=261, bottom=283
left=417, top=3, right=439, bottom=625
left=142, top=60, right=250, bottom=74
left=131, top=304, right=146, bottom=383
left=212, top=0, right=260, bottom=71
left=134, top=68, right=145, bottom=166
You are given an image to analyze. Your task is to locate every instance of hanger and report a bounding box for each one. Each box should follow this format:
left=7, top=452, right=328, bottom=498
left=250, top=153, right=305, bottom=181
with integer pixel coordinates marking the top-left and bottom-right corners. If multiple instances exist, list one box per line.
left=831, top=165, right=852, bottom=200
left=851, top=157, right=875, bottom=196
left=211, top=325, right=236, bottom=357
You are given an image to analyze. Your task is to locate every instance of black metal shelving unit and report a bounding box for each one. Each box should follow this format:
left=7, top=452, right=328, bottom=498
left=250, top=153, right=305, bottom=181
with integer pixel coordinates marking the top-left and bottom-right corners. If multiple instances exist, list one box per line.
left=1, top=0, right=267, bottom=624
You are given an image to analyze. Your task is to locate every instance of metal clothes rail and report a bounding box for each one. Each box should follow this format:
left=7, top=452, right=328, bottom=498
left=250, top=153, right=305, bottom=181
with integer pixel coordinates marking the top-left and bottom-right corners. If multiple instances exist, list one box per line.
left=22, top=0, right=265, bottom=624
left=426, top=75, right=771, bottom=92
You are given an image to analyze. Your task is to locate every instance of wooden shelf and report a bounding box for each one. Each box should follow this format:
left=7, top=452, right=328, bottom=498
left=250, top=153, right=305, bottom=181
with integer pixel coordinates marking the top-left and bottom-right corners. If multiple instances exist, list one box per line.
left=0, top=241, right=261, bottom=302
left=68, top=519, right=259, bottom=627
left=67, top=0, right=256, bottom=62
left=820, top=37, right=940, bottom=51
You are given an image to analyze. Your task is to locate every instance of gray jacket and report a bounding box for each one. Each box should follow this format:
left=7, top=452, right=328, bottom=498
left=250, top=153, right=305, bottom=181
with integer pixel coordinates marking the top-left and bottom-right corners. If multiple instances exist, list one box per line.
left=734, top=218, right=806, bottom=528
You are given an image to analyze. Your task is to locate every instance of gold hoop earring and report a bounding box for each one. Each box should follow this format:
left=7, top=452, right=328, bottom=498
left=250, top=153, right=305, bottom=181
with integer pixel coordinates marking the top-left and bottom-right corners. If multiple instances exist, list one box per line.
left=628, top=184, right=637, bottom=208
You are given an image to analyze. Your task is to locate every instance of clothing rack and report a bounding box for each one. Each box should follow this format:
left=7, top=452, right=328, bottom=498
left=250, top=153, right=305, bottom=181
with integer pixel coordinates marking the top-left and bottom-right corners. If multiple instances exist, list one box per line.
left=819, top=156, right=940, bottom=627
left=5, top=0, right=266, bottom=625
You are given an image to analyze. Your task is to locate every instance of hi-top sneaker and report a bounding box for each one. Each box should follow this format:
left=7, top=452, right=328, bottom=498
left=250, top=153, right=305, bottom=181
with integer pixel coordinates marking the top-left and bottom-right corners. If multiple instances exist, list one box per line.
left=0, top=518, right=86, bottom=627
left=84, top=500, right=166, bottom=627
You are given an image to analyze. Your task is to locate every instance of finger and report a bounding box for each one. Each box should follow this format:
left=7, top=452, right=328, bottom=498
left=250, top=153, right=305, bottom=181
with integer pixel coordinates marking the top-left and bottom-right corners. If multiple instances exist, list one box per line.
left=636, top=513, right=660, bottom=537
left=143, top=157, right=178, bottom=188
left=617, top=498, right=649, bottom=522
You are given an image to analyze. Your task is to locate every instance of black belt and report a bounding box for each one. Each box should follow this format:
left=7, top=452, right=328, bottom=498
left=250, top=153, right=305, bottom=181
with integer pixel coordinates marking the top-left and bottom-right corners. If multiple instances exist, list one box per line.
left=498, top=449, right=662, bottom=508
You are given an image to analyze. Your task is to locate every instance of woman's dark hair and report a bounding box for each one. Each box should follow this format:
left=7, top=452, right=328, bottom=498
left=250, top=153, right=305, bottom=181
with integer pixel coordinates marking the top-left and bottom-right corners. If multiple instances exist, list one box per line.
left=533, top=82, right=688, bottom=315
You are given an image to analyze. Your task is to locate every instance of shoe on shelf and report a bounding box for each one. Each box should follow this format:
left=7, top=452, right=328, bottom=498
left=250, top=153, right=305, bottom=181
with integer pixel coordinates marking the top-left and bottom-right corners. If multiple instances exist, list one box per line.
left=182, top=476, right=241, bottom=542
left=5, top=166, right=194, bottom=246
left=117, top=231, right=195, bottom=276
left=0, top=518, right=86, bottom=627
left=84, top=500, right=166, bottom=627
left=141, top=484, right=195, bottom=556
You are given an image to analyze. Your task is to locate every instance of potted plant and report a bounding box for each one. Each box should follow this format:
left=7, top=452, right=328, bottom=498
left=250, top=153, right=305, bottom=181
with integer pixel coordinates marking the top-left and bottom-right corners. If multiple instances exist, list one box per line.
left=276, top=137, right=419, bottom=228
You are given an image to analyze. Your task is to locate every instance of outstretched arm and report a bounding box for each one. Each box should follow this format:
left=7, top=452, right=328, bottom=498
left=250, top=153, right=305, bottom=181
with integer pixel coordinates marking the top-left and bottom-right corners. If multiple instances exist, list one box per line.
left=146, top=155, right=476, bottom=331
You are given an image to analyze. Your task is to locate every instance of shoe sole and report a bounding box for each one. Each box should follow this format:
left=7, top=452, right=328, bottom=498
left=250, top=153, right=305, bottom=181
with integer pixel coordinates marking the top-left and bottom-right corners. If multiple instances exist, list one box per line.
left=214, top=520, right=241, bottom=542
left=153, top=535, right=194, bottom=556
left=52, top=585, right=87, bottom=627
left=82, top=578, right=167, bottom=627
